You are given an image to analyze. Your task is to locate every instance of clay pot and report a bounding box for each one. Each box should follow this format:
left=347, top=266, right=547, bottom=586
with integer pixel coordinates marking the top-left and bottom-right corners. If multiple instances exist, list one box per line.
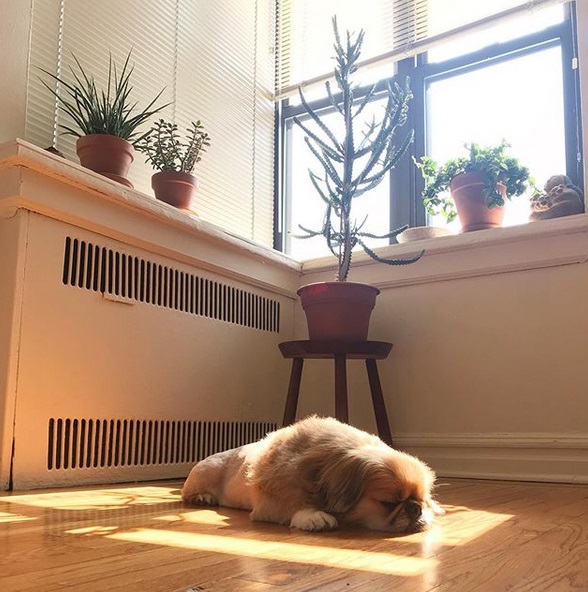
left=76, top=134, right=135, bottom=187
left=397, top=226, right=452, bottom=242
left=450, top=170, right=506, bottom=232
left=151, top=171, right=198, bottom=210
left=297, top=281, right=380, bottom=340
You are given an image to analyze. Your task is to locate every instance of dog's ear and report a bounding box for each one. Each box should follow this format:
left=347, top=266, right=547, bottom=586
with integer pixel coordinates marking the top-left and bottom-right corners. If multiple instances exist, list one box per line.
left=299, top=450, right=383, bottom=514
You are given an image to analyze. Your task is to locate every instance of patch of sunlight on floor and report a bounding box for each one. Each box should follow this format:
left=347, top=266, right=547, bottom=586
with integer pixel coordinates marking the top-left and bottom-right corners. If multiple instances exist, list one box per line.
left=0, top=511, right=36, bottom=524
left=66, top=525, right=120, bottom=535
left=0, top=486, right=179, bottom=511
left=434, top=506, right=513, bottom=546
left=108, top=528, right=437, bottom=576
left=157, top=509, right=231, bottom=526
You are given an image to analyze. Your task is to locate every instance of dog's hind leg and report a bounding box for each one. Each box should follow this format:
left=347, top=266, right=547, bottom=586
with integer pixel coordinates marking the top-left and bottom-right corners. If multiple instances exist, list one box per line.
left=181, top=469, right=220, bottom=506
left=183, top=492, right=219, bottom=506
left=181, top=456, right=225, bottom=506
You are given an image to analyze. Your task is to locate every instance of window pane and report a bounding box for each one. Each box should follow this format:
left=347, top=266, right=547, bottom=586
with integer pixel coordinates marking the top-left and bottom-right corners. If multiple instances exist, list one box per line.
left=287, top=99, right=392, bottom=260
left=425, top=45, right=566, bottom=230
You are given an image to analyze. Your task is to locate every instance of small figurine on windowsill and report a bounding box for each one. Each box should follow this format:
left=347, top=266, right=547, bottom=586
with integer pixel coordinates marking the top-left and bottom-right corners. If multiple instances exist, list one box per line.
left=529, top=174, right=585, bottom=221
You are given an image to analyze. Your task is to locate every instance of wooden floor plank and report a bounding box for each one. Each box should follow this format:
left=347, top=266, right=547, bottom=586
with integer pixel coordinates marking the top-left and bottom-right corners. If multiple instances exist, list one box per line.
left=1, top=478, right=588, bottom=591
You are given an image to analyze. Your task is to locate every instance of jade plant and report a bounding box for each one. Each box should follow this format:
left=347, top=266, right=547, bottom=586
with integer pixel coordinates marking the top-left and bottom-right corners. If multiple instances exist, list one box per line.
left=137, top=119, right=211, bottom=173
left=39, top=50, right=168, bottom=145
left=415, top=141, right=532, bottom=222
left=294, top=16, right=422, bottom=281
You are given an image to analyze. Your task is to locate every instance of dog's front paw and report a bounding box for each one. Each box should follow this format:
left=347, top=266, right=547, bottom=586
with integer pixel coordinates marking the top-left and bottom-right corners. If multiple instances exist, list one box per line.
left=183, top=492, right=219, bottom=506
left=290, top=509, right=338, bottom=532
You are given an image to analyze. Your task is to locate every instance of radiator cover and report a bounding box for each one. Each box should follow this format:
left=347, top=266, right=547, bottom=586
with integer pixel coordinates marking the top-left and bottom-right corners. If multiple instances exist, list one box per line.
left=4, top=211, right=293, bottom=490
left=62, top=236, right=281, bottom=332
left=47, top=417, right=276, bottom=470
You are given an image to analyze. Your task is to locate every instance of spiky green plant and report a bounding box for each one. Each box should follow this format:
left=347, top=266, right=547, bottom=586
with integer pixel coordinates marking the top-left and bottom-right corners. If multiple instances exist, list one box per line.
left=39, top=51, right=168, bottom=145
left=293, top=16, right=422, bottom=281
left=136, top=119, right=211, bottom=173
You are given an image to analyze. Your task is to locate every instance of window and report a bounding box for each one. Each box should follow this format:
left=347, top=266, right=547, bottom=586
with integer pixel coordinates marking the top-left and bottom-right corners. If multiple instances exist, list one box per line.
left=25, top=0, right=276, bottom=248
left=422, top=41, right=568, bottom=231
left=285, top=96, right=393, bottom=260
left=276, top=0, right=582, bottom=259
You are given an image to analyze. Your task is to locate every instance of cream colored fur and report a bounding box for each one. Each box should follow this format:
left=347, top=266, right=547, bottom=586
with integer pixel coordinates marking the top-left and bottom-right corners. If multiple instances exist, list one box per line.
left=181, top=416, right=442, bottom=532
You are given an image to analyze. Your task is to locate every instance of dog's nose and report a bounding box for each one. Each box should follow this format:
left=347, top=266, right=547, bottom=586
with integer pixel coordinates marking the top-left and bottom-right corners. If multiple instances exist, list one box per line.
left=405, top=499, right=422, bottom=520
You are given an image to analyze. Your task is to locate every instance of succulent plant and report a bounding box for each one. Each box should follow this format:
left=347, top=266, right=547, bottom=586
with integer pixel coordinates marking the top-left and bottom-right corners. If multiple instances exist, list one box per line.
left=39, top=51, right=168, bottom=145
left=137, top=119, right=211, bottom=173
left=416, top=141, right=532, bottom=222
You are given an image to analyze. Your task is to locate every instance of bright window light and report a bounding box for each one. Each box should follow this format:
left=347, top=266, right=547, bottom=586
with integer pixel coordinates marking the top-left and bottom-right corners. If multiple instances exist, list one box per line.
left=427, top=2, right=564, bottom=62
left=426, top=45, right=566, bottom=230
left=287, top=98, right=393, bottom=261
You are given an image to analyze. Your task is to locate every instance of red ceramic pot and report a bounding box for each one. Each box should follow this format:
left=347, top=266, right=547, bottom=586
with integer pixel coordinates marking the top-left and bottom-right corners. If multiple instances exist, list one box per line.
left=297, top=281, right=380, bottom=340
left=151, top=171, right=198, bottom=210
left=76, top=134, right=135, bottom=187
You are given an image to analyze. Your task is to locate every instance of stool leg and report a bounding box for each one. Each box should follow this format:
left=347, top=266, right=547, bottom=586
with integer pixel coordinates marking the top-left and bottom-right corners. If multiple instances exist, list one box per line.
left=282, top=358, right=304, bottom=426
left=334, top=353, right=348, bottom=423
left=365, top=359, right=393, bottom=446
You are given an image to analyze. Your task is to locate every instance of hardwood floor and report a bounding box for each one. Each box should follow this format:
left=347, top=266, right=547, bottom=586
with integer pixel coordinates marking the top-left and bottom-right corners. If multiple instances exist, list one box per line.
left=1, top=478, right=587, bottom=591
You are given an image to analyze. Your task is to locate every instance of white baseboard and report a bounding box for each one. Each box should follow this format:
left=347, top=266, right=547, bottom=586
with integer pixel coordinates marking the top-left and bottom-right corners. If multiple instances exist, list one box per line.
left=395, top=433, right=588, bottom=484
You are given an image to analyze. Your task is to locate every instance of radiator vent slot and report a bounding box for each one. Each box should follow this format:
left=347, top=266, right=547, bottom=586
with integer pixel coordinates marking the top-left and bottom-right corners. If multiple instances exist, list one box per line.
left=62, top=237, right=280, bottom=332
left=47, top=418, right=277, bottom=471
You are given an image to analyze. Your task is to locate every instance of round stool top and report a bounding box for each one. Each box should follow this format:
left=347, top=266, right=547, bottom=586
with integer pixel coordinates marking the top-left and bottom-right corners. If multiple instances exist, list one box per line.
left=279, top=340, right=392, bottom=360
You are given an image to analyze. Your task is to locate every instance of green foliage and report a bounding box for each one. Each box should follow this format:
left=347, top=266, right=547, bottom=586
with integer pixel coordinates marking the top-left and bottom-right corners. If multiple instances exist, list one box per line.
left=294, top=16, right=422, bottom=281
left=137, top=119, right=211, bottom=173
left=415, top=141, right=532, bottom=222
left=39, top=51, right=168, bottom=145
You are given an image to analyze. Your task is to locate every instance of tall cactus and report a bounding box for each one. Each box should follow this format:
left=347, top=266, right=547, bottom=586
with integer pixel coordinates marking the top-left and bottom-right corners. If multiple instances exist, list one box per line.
left=294, top=17, right=422, bottom=280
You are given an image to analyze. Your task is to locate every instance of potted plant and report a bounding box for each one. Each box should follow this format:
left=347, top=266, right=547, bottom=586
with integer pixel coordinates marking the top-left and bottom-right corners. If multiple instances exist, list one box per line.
left=136, top=119, right=211, bottom=209
left=40, top=51, right=168, bottom=187
left=293, top=17, right=423, bottom=341
left=415, top=141, right=531, bottom=232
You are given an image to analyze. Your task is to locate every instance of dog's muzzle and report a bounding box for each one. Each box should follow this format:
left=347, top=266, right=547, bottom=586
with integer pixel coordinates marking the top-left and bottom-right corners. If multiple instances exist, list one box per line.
left=390, top=499, right=429, bottom=532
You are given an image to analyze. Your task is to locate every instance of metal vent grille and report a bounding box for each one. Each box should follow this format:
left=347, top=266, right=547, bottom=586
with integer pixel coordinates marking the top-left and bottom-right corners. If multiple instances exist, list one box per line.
left=47, top=418, right=277, bottom=471
left=61, top=237, right=280, bottom=332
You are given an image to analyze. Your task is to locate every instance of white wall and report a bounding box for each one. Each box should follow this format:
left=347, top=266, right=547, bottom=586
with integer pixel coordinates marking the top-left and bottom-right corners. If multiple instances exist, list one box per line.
left=297, top=218, right=588, bottom=482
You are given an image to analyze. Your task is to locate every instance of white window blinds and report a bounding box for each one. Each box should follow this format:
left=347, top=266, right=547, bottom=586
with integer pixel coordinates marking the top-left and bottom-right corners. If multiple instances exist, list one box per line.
left=276, top=0, right=573, bottom=98
left=26, top=0, right=276, bottom=248
left=276, top=0, right=428, bottom=97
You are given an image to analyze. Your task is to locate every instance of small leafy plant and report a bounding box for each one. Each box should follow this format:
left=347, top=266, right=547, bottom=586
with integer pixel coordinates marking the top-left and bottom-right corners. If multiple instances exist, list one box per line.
left=137, top=119, right=211, bottom=173
left=294, top=16, right=422, bottom=281
left=415, top=141, right=532, bottom=222
left=39, top=51, right=168, bottom=145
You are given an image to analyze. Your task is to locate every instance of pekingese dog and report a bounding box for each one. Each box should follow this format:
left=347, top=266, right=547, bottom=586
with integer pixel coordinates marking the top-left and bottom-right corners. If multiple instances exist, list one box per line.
left=181, top=416, right=442, bottom=532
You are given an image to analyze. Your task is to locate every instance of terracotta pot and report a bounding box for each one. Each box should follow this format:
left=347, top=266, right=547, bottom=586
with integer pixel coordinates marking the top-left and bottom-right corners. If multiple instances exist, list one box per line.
left=297, top=281, right=380, bottom=340
left=76, top=134, right=135, bottom=187
left=151, top=171, right=198, bottom=209
left=450, top=170, right=506, bottom=232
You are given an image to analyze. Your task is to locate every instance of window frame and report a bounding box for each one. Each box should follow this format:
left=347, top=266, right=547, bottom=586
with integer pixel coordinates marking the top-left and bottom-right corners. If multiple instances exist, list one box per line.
left=275, top=3, right=582, bottom=255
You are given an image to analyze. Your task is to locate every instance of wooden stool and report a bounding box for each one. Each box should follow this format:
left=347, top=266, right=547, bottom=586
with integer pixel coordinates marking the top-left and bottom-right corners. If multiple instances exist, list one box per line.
left=278, top=340, right=394, bottom=446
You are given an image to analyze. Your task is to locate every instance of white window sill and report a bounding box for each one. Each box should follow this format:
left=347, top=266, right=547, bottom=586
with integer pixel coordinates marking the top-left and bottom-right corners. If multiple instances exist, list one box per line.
left=300, top=215, right=588, bottom=287
left=0, top=139, right=300, bottom=297
left=2, top=138, right=586, bottom=292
